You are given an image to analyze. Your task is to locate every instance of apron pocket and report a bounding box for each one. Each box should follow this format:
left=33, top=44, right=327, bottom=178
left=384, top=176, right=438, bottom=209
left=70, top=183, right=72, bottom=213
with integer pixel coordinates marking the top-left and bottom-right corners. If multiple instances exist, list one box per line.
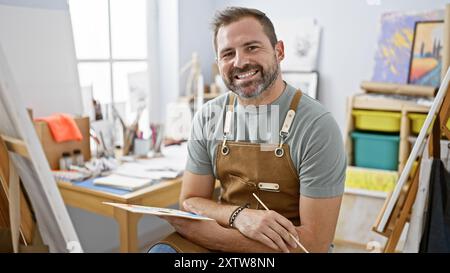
left=227, top=173, right=257, bottom=188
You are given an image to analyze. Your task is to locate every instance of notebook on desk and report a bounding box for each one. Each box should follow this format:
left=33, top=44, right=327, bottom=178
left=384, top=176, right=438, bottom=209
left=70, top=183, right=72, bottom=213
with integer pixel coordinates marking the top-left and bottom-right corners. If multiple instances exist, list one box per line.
left=93, top=174, right=155, bottom=191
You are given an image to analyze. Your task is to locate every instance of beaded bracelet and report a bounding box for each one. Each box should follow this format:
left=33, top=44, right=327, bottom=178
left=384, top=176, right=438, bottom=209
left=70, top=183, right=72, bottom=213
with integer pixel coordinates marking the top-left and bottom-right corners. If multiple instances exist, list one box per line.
left=229, top=203, right=250, bottom=228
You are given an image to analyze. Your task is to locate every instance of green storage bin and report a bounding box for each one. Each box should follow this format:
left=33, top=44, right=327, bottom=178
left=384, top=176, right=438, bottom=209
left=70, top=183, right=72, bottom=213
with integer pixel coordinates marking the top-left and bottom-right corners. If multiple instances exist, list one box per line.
left=351, top=131, right=400, bottom=171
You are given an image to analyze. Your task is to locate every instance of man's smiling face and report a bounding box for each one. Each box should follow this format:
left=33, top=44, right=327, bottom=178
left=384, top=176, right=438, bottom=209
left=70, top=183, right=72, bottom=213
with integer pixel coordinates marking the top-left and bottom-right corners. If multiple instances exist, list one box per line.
left=216, top=17, right=283, bottom=99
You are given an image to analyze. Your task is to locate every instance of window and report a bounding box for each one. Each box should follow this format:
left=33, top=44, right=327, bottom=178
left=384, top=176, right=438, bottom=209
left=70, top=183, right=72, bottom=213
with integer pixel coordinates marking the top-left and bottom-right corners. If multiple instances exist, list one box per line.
left=69, top=0, right=149, bottom=141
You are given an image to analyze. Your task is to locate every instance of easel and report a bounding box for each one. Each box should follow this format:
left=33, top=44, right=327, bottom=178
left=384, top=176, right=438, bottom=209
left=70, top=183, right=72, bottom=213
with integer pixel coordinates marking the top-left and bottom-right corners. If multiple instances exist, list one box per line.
left=0, top=135, right=49, bottom=252
left=371, top=4, right=450, bottom=252
left=0, top=41, right=81, bottom=252
left=372, top=69, right=450, bottom=252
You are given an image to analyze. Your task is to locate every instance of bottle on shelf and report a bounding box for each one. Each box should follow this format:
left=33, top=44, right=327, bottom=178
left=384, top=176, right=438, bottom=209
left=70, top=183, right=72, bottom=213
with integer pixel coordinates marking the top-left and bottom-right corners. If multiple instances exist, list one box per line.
left=59, top=152, right=72, bottom=170
left=73, top=149, right=84, bottom=166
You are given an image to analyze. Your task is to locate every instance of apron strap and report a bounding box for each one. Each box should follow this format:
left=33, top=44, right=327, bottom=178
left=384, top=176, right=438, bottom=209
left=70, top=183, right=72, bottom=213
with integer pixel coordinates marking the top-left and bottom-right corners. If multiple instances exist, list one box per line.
left=222, top=90, right=303, bottom=157
left=276, top=90, right=303, bottom=158
left=281, top=90, right=303, bottom=135
left=289, top=90, right=303, bottom=111
left=221, top=93, right=237, bottom=155
left=228, top=92, right=236, bottom=111
left=223, top=92, right=236, bottom=135
left=223, top=90, right=301, bottom=135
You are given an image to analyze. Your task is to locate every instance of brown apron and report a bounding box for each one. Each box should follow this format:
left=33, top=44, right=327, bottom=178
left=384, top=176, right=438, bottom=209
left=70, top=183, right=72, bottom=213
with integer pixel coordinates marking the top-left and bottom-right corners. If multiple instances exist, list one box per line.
left=157, top=90, right=303, bottom=253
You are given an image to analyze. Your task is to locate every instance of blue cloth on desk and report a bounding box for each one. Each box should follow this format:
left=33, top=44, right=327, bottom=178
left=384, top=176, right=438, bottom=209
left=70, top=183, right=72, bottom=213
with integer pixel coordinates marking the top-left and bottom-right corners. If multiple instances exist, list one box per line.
left=72, top=178, right=131, bottom=195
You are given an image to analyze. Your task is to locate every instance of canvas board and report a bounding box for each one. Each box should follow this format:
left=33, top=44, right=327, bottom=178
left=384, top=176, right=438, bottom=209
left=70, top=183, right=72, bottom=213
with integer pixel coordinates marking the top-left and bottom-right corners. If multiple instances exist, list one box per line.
left=0, top=44, right=82, bottom=252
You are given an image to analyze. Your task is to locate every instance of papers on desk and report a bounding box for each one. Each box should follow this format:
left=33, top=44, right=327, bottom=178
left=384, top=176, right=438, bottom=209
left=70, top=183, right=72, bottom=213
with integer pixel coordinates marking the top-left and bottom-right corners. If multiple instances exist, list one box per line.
left=52, top=170, right=91, bottom=182
left=93, top=161, right=182, bottom=191
left=93, top=174, right=154, bottom=191
left=94, top=143, right=187, bottom=191
left=103, top=202, right=214, bottom=221
left=113, top=162, right=181, bottom=180
left=121, top=142, right=188, bottom=173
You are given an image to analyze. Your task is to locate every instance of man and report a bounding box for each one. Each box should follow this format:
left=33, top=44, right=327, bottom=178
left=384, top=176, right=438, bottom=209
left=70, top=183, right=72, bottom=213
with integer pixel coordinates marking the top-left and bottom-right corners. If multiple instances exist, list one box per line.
left=149, top=7, right=346, bottom=253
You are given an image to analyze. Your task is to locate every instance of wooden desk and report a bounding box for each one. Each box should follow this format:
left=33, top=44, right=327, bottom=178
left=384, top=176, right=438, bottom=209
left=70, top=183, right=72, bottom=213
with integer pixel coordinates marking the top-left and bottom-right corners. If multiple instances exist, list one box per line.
left=57, top=177, right=182, bottom=253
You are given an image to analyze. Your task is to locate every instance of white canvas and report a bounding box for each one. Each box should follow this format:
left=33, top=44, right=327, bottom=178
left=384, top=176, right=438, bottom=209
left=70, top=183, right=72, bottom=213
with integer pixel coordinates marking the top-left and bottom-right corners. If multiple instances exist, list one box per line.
left=165, top=102, right=192, bottom=141
left=274, top=18, right=321, bottom=72
left=0, top=4, right=83, bottom=117
left=0, top=44, right=82, bottom=253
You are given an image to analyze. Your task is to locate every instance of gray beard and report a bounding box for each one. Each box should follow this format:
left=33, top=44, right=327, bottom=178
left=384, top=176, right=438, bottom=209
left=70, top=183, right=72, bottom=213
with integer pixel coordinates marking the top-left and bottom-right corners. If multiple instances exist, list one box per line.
left=226, top=62, right=280, bottom=99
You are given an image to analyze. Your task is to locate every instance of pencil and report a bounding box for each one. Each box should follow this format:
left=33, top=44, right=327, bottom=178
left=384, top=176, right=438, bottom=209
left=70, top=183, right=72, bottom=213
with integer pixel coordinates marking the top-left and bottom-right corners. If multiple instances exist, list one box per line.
left=252, top=193, right=309, bottom=253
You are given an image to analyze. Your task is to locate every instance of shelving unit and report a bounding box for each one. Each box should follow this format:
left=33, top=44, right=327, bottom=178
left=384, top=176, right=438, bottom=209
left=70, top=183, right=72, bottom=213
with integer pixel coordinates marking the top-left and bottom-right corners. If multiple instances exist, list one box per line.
left=345, top=93, right=431, bottom=174
left=336, top=91, right=433, bottom=250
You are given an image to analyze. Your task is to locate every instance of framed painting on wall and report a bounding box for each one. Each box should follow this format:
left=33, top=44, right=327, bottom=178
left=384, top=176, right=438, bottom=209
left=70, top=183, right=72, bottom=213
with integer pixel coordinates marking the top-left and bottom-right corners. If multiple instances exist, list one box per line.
left=371, top=10, right=444, bottom=84
left=282, top=71, right=319, bottom=100
left=408, top=20, right=444, bottom=87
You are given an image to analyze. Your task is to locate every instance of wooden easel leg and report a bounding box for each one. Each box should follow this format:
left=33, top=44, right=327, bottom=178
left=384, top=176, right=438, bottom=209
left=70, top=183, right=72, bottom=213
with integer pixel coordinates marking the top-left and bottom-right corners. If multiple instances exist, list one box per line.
left=8, top=162, right=20, bottom=253
left=344, top=96, right=355, bottom=165
left=384, top=165, right=420, bottom=253
left=19, top=227, right=49, bottom=253
left=398, top=109, right=410, bottom=172
left=384, top=216, right=406, bottom=252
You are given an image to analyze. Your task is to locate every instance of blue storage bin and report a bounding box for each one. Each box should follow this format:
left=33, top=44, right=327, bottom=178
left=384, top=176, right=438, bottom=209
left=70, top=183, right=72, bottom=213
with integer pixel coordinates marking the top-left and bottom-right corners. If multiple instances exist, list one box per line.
left=351, top=131, right=400, bottom=171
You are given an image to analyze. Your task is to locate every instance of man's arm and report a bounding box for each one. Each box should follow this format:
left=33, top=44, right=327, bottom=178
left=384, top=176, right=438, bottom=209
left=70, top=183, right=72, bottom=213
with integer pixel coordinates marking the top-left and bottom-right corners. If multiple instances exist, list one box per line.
left=179, top=171, right=215, bottom=207
left=176, top=171, right=296, bottom=252
left=179, top=171, right=246, bottom=226
left=178, top=171, right=342, bottom=253
left=171, top=187, right=342, bottom=253
left=295, top=194, right=342, bottom=253
left=221, top=194, right=342, bottom=253
left=164, top=216, right=279, bottom=252
left=170, top=170, right=278, bottom=252
left=179, top=170, right=237, bottom=226
left=289, top=112, right=345, bottom=252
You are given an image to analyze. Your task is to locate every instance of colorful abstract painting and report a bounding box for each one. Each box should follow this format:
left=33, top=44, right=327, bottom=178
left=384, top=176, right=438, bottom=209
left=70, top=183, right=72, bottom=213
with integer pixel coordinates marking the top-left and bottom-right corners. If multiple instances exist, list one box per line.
left=372, top=10, right=444, bottom=84
left=408, top=21, right=444, bottom=87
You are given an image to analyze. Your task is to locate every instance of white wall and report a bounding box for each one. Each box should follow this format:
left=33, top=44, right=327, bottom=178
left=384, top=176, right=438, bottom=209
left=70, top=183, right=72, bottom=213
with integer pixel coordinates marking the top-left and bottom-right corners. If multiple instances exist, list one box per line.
left=156, top=0, right=217, bottom=120
left=0, top=0, right=83, bottom=117
left=212, top=0, right=449, bottom=132
left=178, top=0, right=217, bottom=94
left=153, top=0, right=180, bottom=123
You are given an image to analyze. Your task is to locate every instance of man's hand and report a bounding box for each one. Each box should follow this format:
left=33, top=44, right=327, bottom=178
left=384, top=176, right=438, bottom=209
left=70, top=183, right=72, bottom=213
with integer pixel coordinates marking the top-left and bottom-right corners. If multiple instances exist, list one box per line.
left=232, top=209, right=299, bottom=253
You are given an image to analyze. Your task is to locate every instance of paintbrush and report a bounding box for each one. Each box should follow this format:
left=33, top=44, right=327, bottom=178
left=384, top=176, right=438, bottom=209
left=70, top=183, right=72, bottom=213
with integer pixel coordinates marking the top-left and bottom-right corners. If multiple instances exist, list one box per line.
left=252, top=192, right=309, bottom=253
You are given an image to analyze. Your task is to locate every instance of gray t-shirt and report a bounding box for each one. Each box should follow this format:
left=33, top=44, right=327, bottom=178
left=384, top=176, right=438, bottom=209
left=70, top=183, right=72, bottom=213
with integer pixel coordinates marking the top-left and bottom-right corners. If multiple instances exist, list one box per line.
left=186, top=84, right=346, bottom=198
